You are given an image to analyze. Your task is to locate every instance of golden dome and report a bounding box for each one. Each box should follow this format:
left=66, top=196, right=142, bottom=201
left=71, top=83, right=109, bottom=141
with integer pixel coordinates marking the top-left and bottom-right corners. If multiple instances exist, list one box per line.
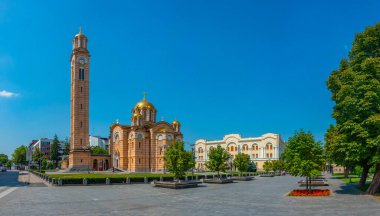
left=134, top=92, right=155, bottom=110
left=75, top=26, right=86, bottom=37
left=172, top=119, right=180, bottom=125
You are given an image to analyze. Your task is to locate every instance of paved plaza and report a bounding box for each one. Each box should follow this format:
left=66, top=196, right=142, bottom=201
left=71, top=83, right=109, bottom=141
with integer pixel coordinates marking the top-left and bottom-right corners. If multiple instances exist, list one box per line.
left=0, top=171, right=379, bottom=216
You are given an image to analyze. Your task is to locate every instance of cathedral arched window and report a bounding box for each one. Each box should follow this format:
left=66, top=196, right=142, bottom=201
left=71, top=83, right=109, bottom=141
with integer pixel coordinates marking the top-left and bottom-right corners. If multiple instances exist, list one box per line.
left=157, top=135, right=163, bottom=141
left=167, top=134, right=173, bottom=141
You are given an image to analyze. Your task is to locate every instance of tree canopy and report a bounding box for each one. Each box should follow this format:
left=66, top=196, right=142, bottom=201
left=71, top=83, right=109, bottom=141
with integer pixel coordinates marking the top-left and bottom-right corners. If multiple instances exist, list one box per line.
left=0, top=153, right=8, bottom=165
left=90, top=146, right=109, bottom=155
left=33, top=147, right=44, bottom=162
left=205, top=145, right=230, bottom=177
left=50, top=134, right=60, bottom=167
left=62, top=137, right=70, bottom=156
left=164, top=141, right=195, bottom=180
left=233, top=153, right=250, bottom=175
left=326, top=23, right=380, bottom=194
left=282, top=130, right=325, bottom=190
left=12, top=145, right=27, bottom=165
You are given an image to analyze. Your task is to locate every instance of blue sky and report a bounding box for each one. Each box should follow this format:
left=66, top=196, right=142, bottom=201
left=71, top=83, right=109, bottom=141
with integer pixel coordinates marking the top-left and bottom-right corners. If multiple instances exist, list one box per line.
left=1, top=0, right=380, bottom=157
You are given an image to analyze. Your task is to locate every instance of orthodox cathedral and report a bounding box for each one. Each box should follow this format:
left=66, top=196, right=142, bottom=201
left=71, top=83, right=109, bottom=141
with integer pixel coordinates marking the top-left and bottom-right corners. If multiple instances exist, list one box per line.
left=109, top=93, right=183, bottom=172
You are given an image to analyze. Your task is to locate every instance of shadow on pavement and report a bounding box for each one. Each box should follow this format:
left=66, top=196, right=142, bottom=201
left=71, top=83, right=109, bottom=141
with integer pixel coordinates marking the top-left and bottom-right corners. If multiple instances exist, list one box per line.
left=334, top=184, right=363, bottom=195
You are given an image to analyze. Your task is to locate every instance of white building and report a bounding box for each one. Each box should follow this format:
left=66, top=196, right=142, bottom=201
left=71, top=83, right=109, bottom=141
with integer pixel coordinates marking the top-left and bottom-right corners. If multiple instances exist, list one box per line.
left=89, top=135, right=108, bottom=150
left=194, top=133, right=286, bottom=171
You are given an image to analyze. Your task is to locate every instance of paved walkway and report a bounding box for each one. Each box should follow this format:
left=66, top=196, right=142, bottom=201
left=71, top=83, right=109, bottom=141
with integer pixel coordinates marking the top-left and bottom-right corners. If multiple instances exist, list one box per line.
left=18, top=171, right=49, bottom=187
left=0, top=173, right=379, bottom=216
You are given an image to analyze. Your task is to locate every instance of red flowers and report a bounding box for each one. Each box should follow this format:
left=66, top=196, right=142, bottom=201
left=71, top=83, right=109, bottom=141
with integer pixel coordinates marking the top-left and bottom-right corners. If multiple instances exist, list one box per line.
left=289, top=189, right=330, bottom=196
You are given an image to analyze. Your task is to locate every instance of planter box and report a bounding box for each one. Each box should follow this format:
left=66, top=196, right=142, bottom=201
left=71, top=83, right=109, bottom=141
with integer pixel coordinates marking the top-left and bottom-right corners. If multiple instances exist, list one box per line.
left=259, top=174, right=275, bottom=177
left=152, top=180, right=201, bottom=189
left=289, top=189, right=330, bottom=196
left=203, top=178, right=234, bottom=184
left=231, top=176, right=254, bottom=181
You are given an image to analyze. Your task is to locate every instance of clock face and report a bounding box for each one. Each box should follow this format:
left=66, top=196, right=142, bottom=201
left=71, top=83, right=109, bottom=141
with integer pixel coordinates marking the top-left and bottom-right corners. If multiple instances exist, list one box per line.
left=77, top=56, right=87, bottom=65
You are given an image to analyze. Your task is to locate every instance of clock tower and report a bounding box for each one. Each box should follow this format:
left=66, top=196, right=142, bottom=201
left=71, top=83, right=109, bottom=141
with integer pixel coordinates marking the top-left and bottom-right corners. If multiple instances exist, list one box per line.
left=68, top=27, right=91, bottom=170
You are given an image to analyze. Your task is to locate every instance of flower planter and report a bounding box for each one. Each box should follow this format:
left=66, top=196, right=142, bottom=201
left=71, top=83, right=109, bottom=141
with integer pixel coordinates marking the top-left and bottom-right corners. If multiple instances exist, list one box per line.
left=152, top=180, right=201, bottom=189
left=289, top=189, right=330, bottom=196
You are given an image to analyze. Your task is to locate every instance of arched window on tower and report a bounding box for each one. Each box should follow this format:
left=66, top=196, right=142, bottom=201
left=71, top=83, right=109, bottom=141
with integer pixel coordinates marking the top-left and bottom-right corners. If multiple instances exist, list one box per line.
left=79, top=68, right=85, bottom=80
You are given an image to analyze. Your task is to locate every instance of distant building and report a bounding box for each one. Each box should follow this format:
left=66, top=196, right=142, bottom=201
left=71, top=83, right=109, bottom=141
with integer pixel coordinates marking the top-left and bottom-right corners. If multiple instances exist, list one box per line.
left=194, top=133, right=286, bottom=171
left=27, top=138, right=64, bottom=162
left=89, top=135, right=109, bottom=150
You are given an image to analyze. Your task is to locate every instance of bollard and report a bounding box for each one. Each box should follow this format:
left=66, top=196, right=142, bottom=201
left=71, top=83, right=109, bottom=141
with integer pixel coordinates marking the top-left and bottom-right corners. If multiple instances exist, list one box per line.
left=83, top=178, right=88, bottom=186
left=126, top=177, right=131, bottom=184
left=58, top=178, right=62, bottom=186
left=213, top=174, right=215, bottom=179
left=106, top=178, right=110, bottom=185
left=144, top=177, right=148, bottom=184
left=160, top=176, right=163, bottom=182
left=196, top=175, right=199, bottom=181
left=185, top=176, right=188, bottom=181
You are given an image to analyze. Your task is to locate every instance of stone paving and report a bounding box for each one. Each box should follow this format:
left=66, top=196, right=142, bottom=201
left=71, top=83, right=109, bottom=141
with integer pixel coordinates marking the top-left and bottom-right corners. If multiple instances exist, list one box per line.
left=0, top=172, right=379, bottom=216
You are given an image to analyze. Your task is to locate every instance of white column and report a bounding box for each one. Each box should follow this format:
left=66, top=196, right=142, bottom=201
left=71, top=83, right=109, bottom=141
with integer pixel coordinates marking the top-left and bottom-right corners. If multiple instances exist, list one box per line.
left=274, top=147, right=277, bottom=158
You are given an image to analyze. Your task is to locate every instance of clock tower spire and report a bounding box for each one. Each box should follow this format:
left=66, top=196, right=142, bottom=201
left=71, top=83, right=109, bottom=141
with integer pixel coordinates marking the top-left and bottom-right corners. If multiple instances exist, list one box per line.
left=68, top=27, right=91, bottom=170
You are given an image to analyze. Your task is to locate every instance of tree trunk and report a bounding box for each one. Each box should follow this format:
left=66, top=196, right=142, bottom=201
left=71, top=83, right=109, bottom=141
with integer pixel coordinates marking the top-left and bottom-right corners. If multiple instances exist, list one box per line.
left=305, top=176, right=309, bottom=191
left=344, top=166, right=349, bottom=178
left=367, top=164, right=380, bottom=195
left=309, top=176, right=312, bottom=193
left=359, top=164, right=370, bottom=187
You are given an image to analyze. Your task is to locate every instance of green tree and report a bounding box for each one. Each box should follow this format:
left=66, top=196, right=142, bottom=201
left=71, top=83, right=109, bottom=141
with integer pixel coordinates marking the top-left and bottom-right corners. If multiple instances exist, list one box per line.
left=33, top=147, right=44, bottom=170
left=247, top=160, right=257, bottom=172
left=324, top=125, right=355, bottom=179
left=12, top=145, right=27, bottom=165
left=272, top=160, right=286, bottom=172
left=46, top=161, right=54, bottom=170
left=0, top=153, right=8, bottom=165
left=326, top=23, right=380, bottom=194
left=41, top=158, right=47, bottom=170
left=62, top=137, right=70, bottom=156
left=263, top=160, right=273, bottom=173
left=233, top=153, right=250, bottom=176
left=282, top=130, right=325, bottom=192
left=90, top=146, right=109, bottom=155
left=205, top=145, right=230, bottom=177
left=6, top=161, right=12, bottom=168
left=50, top=134, right=60, bottom=168
left=164, top=141, right=195, bottom=180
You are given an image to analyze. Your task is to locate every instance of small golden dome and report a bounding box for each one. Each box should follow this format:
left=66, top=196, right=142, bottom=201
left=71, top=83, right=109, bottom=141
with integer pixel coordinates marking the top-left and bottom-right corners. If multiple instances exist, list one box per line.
left=75, top=26, right=86, bottom=37
left=133, top=113, right=142, bottom=118
left=172, top=119, right=180, bottom=125
left=134, top=92, right=155, bottom=110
